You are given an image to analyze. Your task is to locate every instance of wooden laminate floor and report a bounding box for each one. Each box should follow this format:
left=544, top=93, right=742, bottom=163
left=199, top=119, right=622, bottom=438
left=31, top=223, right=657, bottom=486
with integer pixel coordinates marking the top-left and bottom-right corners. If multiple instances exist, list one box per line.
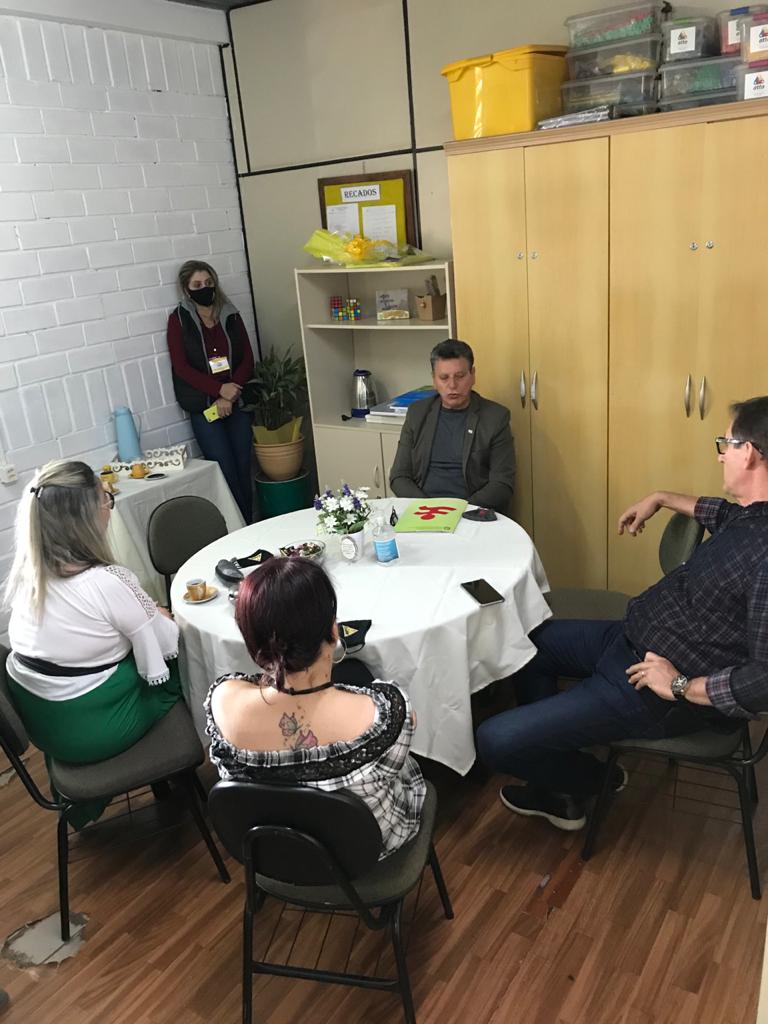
left=1, top=746, right=767, bottom=1024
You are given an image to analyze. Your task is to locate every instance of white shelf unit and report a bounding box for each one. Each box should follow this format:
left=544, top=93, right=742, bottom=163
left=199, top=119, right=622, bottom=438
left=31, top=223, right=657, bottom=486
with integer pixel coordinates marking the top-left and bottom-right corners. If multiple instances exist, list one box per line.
left=295, top=261, right=455, bottom=498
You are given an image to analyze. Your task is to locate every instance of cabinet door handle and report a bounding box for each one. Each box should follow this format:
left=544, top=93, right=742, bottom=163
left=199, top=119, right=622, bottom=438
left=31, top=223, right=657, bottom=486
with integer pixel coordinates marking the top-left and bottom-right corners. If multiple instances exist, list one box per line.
left=684, top=374, right=692, bottom=418
left=531, top=370, right=538, bottom=410
left=689, top=241, right=699, bottom=252
left=516, top=251, right=525, bottom=260
left=705, top=240, right=715, bottom=250
left=374, top=464, right=380, bottom=488
left=519, top=370, right=527, bottom=408
left=698, top=376, right=706, bottom=420
left=530, top=251, right=539, bottom=260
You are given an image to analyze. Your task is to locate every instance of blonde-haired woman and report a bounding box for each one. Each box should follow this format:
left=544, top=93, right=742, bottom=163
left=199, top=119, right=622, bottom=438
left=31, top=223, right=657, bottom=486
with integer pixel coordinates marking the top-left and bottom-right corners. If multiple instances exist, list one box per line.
left=167, top=259, right=255, bottom=522
left=5, top=460, right=181, bottom=823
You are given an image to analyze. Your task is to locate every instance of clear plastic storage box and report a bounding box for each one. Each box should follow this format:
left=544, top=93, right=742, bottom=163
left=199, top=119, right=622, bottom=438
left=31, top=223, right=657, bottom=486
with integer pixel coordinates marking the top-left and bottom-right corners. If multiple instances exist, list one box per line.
left=717, top=6, right=768, bottom=54
left=660, top=55, right=742, bottom=96
left=659, top=88, right=739, bottom=109
left=739, top=12, right=768, bottom=62
left=566, top=34, right=662, bottom=78
left=565, top=2, right=666, bottom=49
left=662, top=17, right=719, bottom=61
left=561, top=70, right=657, bottom=111
left=736, top=60, right=768, bottom=99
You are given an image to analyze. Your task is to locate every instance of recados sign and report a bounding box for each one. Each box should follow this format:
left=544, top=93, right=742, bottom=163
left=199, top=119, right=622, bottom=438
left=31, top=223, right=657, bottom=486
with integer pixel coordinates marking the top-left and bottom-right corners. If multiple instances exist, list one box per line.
left=340, top=184, right=381, bottom=202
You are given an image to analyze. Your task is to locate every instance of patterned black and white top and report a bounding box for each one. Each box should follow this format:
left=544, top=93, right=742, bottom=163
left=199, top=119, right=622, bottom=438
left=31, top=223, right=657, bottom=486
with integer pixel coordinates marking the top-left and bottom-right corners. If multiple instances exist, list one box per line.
left=204, top=675, right=426, bottom=858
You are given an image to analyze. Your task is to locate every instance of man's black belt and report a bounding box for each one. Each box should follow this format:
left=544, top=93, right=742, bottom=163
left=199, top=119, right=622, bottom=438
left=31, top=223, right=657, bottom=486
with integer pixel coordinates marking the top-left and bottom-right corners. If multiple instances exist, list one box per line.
left=13, top=652, right=122, bottom=677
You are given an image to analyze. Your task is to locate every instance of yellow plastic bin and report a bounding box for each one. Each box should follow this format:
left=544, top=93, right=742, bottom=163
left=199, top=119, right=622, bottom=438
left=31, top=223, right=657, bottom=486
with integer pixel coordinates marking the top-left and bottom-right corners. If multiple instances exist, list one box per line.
left=441, top=45, right=568, bottom=139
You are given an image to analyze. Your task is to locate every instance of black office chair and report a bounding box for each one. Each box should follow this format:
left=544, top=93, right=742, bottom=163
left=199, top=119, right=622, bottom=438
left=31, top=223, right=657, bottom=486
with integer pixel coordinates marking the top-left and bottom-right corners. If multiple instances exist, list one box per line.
left=548, top=511, right=705, bottom=620
left=582, top=721, right=768, bottom=899
left=147, top=495, right=227, bottom=606
left=0, top=647, right=230, bottom=942
left=209, top=778, right=453, bottom=1024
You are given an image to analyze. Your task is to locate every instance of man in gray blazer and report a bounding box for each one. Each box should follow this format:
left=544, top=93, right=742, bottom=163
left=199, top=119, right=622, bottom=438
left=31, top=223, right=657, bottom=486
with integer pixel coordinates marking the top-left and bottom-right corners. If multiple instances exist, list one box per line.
left=389, top=339, right=515, bottom=513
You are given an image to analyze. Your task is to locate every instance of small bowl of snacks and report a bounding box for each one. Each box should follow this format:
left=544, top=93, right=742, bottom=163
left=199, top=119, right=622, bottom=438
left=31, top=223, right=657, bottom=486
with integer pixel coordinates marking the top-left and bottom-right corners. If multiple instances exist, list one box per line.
left=279, top=539, right=326, bottom=561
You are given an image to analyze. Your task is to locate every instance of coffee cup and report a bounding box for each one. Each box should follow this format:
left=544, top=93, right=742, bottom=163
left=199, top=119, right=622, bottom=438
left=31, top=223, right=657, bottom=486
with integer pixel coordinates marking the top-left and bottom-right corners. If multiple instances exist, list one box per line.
left=186, top=578, right=207, bottom=601
left=130, top=462, right=148, bottom=479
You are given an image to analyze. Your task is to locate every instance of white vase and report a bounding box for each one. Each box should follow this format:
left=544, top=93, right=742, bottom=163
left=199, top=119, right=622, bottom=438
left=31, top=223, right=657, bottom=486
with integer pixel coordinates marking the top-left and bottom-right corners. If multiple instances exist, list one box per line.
left=339, top=525, right=366, bottom=563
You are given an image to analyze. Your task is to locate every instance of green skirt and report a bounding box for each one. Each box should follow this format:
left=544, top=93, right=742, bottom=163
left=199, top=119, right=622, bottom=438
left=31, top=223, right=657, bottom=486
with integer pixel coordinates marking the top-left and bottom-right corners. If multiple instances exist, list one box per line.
left=8, top=654, right=181, bottom=828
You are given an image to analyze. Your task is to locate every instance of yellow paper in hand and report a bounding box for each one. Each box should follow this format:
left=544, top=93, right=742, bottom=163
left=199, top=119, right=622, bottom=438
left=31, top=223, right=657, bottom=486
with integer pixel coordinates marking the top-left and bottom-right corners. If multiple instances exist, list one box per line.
left=204, top=404, right=220, bottom=423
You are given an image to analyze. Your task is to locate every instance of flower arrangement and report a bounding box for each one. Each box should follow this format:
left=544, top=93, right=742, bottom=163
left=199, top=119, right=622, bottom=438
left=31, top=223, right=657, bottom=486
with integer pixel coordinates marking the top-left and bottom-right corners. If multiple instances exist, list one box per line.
left=314, top=483, right=372, bottom=535
left=303, top=228, right=432, bottom=267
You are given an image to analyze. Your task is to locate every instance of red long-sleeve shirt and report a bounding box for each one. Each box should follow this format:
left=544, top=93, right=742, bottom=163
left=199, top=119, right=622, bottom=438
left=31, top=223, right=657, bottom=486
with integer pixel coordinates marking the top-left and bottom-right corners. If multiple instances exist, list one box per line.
left=166, top=309, right=255, bottom=400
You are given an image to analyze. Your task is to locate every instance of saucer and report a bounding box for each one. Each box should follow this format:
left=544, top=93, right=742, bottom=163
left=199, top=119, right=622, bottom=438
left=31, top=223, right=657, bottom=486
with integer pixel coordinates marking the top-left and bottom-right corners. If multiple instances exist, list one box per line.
left=182, top=584, right=219, bottom=604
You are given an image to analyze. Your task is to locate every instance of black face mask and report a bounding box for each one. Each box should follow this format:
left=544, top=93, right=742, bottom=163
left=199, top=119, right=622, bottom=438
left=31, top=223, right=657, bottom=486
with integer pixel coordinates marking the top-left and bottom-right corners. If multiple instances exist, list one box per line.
left=189, top=285, right=215, bottom=308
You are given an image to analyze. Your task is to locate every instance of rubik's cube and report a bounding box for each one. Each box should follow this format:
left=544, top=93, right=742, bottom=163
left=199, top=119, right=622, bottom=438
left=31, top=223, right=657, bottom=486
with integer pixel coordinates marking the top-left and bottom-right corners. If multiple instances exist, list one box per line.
left=330, top=296, right=362, bottom=321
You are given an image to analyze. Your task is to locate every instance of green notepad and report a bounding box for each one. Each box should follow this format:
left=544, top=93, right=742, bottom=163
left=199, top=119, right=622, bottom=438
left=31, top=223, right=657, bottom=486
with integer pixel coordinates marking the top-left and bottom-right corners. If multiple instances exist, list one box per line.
left=394, top=498, right=468, bottom=533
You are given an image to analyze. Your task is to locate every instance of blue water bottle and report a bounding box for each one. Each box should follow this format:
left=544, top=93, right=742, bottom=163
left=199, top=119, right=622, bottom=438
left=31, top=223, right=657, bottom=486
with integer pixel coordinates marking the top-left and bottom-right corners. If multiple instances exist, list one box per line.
left=113, top=406, right=142, bottom=462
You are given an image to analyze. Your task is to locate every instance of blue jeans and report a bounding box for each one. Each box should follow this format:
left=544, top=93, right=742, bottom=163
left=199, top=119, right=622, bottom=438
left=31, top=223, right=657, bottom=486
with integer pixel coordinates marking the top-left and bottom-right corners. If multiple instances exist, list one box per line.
left=476, top=619, right=710, bottom=798
left=190, top=405, right=253, bottom=523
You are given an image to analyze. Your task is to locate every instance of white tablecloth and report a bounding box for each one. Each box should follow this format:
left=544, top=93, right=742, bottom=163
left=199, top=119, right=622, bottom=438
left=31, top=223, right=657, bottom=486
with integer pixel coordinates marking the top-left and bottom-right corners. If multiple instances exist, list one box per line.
left=107, top=459, right=245, bottom=603
left=171, top=498, right=551, bottom=775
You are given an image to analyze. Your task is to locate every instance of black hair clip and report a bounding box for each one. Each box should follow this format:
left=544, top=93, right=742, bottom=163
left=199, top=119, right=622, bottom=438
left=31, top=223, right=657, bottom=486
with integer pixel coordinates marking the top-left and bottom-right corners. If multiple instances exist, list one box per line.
left=30, top=485, right=42, bottom=498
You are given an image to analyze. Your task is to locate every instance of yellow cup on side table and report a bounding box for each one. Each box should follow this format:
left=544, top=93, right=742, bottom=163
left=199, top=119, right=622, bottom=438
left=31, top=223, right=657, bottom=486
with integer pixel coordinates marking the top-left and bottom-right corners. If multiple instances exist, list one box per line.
left=130, top=462, right=148, bottom=479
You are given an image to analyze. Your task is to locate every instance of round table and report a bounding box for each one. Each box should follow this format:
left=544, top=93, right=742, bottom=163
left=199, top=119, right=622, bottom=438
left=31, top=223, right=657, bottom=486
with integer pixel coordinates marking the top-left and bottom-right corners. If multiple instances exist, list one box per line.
left=171, top=498, right=551, bottom=775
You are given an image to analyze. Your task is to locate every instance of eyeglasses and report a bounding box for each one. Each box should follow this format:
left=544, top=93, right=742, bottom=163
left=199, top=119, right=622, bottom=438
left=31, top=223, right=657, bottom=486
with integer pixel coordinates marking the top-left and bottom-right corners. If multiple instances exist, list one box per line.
left=715, top=436, right=765, bottom=457
left=101, top=491, right=115, bottom=510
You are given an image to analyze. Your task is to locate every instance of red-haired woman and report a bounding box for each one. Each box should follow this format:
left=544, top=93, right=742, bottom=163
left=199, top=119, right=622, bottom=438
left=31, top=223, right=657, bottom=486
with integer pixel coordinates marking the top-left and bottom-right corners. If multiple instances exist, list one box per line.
left=205, top=557, right=425, bottom=858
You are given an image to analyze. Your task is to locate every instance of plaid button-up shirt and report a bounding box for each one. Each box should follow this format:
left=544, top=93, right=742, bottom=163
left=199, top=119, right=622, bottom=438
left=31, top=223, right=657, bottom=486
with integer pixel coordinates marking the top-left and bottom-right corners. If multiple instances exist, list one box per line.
left=626, top=497, right=768, bottom=719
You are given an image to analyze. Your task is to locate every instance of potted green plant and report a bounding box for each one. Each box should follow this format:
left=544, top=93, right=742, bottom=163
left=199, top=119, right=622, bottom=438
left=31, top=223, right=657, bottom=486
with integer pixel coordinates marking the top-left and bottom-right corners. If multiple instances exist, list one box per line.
left=241, top=347, right=308, bottom=481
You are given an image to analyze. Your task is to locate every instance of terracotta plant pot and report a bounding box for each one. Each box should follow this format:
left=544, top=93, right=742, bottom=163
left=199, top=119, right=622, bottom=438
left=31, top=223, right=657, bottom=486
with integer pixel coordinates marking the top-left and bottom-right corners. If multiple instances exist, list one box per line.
left=253, top=436, right=304, bottom=481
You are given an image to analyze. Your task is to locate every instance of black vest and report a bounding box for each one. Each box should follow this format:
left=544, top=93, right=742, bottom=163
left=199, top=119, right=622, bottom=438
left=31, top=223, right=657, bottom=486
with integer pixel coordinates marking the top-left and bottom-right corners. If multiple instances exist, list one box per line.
left=171, top=302, right=245, bottom=414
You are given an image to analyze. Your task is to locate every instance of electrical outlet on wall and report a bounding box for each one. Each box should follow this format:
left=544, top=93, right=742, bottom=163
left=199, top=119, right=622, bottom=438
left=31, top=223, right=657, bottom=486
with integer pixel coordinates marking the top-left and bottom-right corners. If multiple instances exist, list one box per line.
left=0, top=462, right=17, bottom=484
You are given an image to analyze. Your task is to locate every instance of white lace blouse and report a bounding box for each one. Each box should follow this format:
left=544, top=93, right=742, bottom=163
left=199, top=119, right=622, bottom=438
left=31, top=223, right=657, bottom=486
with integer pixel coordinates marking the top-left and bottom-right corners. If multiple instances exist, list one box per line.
left=8, top=565, right=179, bottom=700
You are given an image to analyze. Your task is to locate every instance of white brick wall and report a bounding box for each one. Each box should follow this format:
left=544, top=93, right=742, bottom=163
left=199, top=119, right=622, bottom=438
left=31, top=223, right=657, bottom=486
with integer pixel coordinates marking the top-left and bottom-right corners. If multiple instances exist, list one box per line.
left=0, top=11, right=255, bottom=632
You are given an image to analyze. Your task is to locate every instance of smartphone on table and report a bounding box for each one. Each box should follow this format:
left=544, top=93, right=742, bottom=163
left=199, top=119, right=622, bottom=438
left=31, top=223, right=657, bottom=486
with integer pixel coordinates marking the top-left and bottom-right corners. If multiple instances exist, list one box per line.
left=460, top=579, right=505, bottom=607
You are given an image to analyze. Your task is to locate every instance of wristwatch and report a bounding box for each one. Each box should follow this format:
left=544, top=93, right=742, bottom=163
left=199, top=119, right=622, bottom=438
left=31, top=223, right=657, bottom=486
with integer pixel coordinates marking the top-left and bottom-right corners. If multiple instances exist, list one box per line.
left=670, top=674, right=690, bottom=701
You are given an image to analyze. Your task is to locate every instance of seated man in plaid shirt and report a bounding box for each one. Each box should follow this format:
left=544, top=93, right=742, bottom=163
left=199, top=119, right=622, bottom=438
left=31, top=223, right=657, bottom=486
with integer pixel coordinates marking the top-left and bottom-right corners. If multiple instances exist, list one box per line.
left=477, top=396, right=768, bottom=832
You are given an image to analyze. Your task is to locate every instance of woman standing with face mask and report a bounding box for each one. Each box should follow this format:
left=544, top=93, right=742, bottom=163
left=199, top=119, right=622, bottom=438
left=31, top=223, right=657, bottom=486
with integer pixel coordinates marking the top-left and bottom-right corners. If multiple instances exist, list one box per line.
left=167, top=260, right=255, bottom=522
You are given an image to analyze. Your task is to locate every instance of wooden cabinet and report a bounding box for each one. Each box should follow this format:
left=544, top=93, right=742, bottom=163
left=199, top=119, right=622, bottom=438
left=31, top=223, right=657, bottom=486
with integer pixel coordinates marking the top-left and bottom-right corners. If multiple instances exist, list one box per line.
left=609, top=115, right=768, bottom=593
left=608, top=125, right=708, bottom=593
left=694, top=117, right=768, bottom=480
left=380, top=431, right=400, bottom=498
left=447, top=148, right=532, bottom=532
left=313, top=424, right=389, bottom=499
left=448, top=138, right=609, bottom=589
left=296, top=263, right=456, bottom=500
left=525, top=139, right=608, bottom=590
left=447, top=99, right=768, bottom=596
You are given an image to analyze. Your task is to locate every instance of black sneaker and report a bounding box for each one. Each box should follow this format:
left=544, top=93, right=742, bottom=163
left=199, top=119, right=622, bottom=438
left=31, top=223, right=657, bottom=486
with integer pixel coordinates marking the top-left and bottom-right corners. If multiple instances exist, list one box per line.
left=499, top=785, right=587, bottom=831
left=612, top=763, right=629, bottom=793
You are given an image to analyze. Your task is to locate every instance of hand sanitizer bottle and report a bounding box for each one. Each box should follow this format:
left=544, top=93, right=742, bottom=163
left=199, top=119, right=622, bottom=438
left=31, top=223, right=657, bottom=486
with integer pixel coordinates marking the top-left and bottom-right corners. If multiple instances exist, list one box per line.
left=372, top=514, right=399, bottom=565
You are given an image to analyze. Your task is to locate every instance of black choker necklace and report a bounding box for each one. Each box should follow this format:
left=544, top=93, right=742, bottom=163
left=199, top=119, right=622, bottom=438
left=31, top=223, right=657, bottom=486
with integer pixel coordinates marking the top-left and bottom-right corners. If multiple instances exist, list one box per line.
left=281, top=680, right=335, bottom=696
